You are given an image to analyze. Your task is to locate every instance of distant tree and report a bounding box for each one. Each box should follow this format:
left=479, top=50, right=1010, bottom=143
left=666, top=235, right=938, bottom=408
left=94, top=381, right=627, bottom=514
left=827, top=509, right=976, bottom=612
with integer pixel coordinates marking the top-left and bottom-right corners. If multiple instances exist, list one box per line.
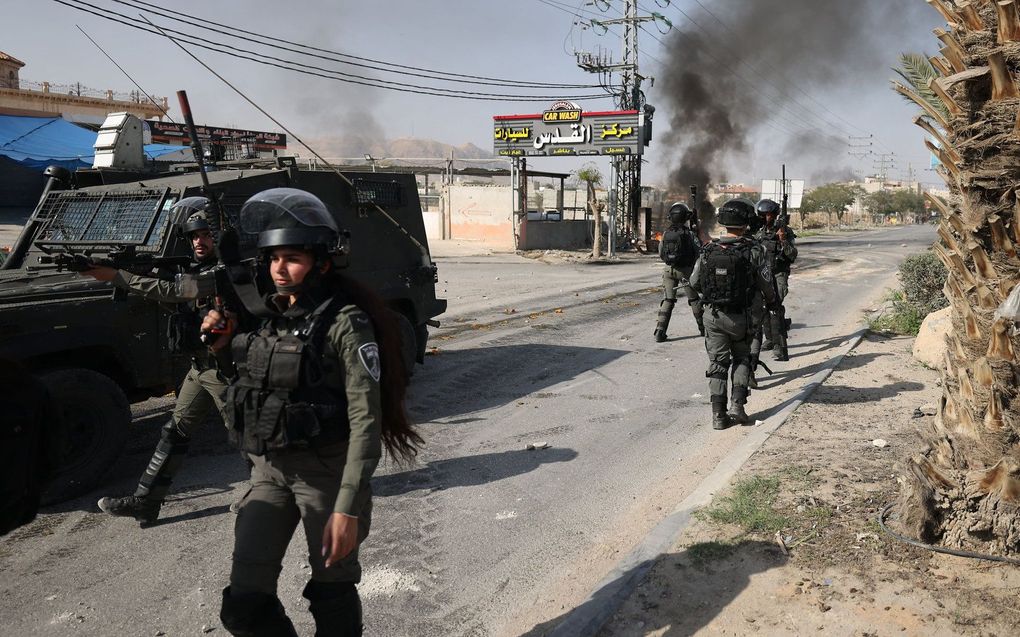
left=863, top=190, right=897, bottom=222
left=892, top=189, right=926, bottom=223
left=801, top=183, right=864, bottom=229
left=575, top=164, right=605, bottom=258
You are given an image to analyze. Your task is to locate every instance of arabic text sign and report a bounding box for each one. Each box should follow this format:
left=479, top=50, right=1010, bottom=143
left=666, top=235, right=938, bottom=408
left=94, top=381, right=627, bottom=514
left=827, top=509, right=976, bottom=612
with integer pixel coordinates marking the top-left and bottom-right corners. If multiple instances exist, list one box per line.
left=146, top=121, right=288, bottom=150
left=493, top=109, right=642, bottom=157
left=760, top=179, right=805, bottom=210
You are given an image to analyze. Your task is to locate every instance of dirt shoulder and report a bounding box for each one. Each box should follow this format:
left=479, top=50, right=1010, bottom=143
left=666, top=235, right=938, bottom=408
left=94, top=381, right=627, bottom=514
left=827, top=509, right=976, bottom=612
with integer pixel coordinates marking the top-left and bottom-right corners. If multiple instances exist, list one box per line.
left=601, top=333, right=1020, bottom=637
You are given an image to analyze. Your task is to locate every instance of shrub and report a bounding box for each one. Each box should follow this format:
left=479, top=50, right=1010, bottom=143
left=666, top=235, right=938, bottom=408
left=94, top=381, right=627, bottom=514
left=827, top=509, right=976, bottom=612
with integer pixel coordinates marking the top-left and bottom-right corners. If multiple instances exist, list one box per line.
left=899, top=251, right=948, bottom=316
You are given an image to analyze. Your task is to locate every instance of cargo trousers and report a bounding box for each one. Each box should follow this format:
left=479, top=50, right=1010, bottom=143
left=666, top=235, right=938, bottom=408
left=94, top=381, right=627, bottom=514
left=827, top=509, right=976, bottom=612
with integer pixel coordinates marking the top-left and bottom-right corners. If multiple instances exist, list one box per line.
left=703, top=308, right=753, bottom=407
left=172, top=364, right=230, bottom=435
left=656, top=265, right=704, bottom=336
left=230, top=440, right=372, bottom=595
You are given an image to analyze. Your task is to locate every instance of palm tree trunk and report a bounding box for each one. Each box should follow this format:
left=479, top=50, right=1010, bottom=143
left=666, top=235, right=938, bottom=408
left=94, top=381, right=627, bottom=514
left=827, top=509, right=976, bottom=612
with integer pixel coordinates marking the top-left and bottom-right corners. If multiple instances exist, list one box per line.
left=900, top=1, right=1020, bottom=555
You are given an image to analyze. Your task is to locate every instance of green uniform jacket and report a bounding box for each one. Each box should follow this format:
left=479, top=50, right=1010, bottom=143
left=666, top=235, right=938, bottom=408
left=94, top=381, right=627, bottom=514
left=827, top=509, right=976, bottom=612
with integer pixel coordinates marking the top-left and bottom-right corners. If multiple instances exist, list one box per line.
left=263, top=295, right=383, bottom=518
left=110, top=267, right=216, bottom=305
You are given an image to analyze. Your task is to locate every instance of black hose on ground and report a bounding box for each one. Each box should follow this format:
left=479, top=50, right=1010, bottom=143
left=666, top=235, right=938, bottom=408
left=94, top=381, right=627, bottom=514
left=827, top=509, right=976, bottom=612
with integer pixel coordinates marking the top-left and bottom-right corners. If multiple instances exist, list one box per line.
left=877, top=503, right=1020, bottom=566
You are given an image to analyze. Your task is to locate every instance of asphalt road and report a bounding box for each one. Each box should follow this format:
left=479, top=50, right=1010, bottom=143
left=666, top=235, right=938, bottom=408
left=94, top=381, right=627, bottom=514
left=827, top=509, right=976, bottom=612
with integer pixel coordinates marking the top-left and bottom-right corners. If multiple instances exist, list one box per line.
left=0, top=225, right=935, bottom=636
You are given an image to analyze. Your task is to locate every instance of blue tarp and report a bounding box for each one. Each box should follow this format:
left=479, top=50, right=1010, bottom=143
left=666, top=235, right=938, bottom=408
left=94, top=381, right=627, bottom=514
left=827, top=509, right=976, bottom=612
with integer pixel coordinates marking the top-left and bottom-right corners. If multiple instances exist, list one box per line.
left=0, top=114, right=184, bottom=169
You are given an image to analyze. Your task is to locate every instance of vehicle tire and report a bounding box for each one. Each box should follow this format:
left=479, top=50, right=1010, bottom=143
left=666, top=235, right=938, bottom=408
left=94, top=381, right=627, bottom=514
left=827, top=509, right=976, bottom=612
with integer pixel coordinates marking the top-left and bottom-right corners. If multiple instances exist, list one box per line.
left=392, top=311, right=417, bottom=380
left=40, top=368, right=131, bottom=505
left=414, top=322, right=429, bottom=364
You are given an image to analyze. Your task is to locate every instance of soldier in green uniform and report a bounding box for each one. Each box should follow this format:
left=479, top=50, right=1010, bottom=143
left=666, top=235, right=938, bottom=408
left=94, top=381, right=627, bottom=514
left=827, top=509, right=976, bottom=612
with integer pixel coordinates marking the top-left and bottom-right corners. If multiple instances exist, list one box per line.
left=654, top=202, right=703, bottom=341
left=83, top=197, right=233, bottom=525
left=691, top=199, right=779, bottom=430
left=203, top=188, right=422, bottom=636
left=750, top=199, right=798, bottom=377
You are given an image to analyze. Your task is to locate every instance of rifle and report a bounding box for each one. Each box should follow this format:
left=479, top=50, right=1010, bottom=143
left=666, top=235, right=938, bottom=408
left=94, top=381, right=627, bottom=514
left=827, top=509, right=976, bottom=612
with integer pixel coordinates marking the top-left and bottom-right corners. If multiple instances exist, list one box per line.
left=38, top=246, right=191, bottom=273
left=779, top=164, right=791, bottom=232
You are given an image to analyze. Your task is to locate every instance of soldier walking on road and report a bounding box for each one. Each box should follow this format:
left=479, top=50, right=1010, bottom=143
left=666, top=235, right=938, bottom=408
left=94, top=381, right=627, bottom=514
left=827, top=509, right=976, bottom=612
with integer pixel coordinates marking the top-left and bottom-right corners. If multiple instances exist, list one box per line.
left=84, top=197, right=237, bottom=525
left=204, top=188, right=422, bottom=636
left=654, top=202, right=704, bottom=342
left=748, top=200, right=798, bottom=385
left=691, top=199, right=779, bottom=430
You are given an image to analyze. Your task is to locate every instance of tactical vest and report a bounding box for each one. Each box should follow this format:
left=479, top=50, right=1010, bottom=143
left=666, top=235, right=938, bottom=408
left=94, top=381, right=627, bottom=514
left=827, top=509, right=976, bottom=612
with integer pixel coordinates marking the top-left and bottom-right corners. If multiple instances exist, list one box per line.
left=660, top=227, right=699, bottom=268
left=699, top=241, right=755, bottom=311
left=166, top=263, right=216, bottom=355
left=225, top=296, right=349, bottom=455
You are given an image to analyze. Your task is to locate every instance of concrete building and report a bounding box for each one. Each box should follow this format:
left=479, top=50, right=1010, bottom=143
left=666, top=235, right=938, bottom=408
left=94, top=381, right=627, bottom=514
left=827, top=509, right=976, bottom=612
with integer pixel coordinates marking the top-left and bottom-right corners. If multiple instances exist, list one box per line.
left=0, top=50, right=167, bottom=124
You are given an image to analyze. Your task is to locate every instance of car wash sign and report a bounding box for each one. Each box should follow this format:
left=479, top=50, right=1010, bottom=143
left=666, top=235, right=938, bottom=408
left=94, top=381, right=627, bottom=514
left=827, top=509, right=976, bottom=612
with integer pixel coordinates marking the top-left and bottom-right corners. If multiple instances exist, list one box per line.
left=493, top=101, right=643, bottom=157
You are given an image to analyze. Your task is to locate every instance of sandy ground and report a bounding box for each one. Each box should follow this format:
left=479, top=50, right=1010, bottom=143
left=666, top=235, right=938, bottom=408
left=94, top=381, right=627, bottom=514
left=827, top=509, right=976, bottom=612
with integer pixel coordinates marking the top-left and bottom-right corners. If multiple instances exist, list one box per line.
left=602, top=333, right=1020, bottom=637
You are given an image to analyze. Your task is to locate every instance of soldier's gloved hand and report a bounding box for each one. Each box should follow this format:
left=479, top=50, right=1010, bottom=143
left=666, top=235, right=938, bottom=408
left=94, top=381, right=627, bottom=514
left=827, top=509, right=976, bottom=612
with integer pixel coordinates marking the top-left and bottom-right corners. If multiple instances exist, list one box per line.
left=200, top=308, right=236, bottom=351
left=322, top=512, right=359, bottom=567
left=777, top=227, right=787, bottom=241
left=81, top=265, right=118, bottom=282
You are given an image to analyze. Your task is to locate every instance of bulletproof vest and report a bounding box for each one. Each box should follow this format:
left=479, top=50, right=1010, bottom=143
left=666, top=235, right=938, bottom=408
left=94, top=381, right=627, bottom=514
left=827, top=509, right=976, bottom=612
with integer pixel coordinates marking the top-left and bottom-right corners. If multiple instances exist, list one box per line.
left=660, top=226, right=699, bottom=268
left=699, top=240, right=755, bottom=311
left=225, top=296, right=349, bottom=455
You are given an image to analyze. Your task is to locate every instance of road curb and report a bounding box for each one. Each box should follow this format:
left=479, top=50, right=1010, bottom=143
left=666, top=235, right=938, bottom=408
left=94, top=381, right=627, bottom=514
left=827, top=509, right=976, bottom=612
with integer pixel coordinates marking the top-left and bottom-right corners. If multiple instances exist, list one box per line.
left=547, top=329, right=869, bottom=637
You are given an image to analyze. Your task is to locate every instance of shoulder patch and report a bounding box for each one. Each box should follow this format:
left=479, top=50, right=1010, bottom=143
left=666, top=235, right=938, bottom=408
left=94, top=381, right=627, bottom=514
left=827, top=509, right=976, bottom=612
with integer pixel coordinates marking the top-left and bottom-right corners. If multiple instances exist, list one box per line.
left=357, top=342, right=382, bottom=382
left=761, top=265, right=773, bottom=282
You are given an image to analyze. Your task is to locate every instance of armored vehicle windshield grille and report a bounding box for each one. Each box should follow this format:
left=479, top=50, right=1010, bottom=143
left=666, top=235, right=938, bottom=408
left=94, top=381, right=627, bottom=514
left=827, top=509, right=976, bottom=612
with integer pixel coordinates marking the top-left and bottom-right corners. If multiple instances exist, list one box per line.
left=352, top=179, right=403, bottom=207
left=36, top=190, right=171, bottom=250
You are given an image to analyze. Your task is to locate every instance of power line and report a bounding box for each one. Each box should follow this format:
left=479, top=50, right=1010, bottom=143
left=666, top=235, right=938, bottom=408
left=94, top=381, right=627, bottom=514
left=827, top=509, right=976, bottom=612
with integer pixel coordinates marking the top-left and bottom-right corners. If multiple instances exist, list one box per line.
left=115, top=0, right=602, bottom=90
left=56, top=0, right=615, bottom=102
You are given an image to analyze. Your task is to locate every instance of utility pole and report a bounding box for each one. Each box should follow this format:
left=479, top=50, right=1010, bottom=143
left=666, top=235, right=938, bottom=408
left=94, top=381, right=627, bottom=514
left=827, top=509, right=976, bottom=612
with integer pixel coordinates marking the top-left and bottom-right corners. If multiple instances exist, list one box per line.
left=574, top=0, right=670, bottom=257
left=847, top=134, right=873, bottom=160
left=873, top=152, right=896, bottom=185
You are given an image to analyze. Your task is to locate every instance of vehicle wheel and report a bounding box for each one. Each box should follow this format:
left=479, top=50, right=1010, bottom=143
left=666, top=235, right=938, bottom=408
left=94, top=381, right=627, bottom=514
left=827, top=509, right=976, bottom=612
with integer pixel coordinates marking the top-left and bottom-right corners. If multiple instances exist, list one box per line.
left=40, top=368, right=131, bottom=505
left=392, top=311, right=417, bottom=380
left=414, top=322, right=429, bottom=364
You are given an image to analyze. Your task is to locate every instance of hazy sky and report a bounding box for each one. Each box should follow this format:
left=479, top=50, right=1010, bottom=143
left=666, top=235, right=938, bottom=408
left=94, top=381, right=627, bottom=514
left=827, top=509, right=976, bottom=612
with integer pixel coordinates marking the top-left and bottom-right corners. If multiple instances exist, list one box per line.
left=5, top=0, right=945, bottom=188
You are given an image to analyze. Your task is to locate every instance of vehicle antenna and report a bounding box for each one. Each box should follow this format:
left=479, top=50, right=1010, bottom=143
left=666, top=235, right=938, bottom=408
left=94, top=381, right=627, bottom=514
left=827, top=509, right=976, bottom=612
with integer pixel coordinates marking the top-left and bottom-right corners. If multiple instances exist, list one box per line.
left=139, top=15, right=433, bottom=265
left=76, top=24, right=176, bottom=124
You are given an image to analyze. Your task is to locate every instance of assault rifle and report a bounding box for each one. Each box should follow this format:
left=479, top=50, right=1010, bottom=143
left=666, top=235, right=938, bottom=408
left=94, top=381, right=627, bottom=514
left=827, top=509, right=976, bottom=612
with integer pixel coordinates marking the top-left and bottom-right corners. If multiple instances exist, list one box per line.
left=38, top=246, right=191, bottom=273
left=778, top=164, right=792, bottom=232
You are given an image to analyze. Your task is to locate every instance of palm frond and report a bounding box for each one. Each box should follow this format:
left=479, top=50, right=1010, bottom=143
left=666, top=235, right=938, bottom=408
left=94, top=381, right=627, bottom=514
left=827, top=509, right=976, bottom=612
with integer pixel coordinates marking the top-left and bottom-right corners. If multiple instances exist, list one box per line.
left=893, top=53, right=951, bottom=121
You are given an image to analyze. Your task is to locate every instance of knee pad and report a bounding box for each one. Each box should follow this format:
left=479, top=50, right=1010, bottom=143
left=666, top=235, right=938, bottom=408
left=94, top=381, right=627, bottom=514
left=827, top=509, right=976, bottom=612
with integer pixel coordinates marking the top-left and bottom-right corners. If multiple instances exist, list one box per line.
left=160, top=419, right=191, bottom=445
left=303, top=580, right=363, bottom=635
left=220, top=587, right=297, bottom=637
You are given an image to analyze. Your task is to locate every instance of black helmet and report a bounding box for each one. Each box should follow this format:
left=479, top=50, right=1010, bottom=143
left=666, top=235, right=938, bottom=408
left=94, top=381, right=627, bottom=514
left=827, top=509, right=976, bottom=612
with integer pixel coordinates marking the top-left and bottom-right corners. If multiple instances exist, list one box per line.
left=173, top=196, right=214, bottom=236
left=667, top=202, right=692, bottom=225
left=717, top=199, right=755, bottom=227
left=239, top=188, right=343, bottom=255
left=756, top=199, right=781, bottom=217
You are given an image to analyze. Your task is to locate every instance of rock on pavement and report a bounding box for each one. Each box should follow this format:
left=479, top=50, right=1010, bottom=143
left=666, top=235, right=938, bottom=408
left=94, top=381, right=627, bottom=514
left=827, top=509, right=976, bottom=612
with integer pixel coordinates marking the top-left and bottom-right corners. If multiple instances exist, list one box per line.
left=912, top=306, right=951, bottom=369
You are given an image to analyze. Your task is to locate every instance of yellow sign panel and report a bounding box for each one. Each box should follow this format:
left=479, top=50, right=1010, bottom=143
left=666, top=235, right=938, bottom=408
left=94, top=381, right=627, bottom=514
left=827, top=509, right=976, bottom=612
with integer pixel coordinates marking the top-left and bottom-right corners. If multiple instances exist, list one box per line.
left=603, top=146, right=630, bottom=155
left=543, top=109, right=581, bottom=123
left=498, top=148, right=525, bottom=157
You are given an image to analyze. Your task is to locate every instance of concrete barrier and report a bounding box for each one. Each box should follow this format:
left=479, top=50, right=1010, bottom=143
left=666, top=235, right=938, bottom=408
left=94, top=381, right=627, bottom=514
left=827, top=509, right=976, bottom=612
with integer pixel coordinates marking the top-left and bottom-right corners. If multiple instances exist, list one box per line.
left=519, top=219, right=603, bottom=251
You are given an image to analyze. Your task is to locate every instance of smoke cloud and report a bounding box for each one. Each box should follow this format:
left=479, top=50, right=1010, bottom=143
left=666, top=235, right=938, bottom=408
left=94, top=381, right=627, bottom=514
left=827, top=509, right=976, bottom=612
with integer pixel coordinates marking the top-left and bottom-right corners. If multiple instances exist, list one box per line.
left=658, top=0, right=935, bottom=210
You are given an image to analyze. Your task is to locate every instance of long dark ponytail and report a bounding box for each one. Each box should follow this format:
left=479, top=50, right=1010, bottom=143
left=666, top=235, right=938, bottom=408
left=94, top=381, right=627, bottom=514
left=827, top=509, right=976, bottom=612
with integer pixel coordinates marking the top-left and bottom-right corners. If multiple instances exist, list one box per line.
left=326, top=272, right=423, bottom=462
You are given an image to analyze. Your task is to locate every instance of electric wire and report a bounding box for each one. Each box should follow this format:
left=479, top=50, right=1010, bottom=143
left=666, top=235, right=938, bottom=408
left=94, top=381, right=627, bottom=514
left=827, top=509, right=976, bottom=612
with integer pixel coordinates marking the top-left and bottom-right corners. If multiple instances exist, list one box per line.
left=140, top=17, right=434, bottom=260
left=878, top=503, right=1020, bottom=566
left=75, top=24, right=176, bottom=123
left=117, top=0, right=603, bottom=89
left=111, top=0, right=603, bottom=90
left=56, top=0, right=614, bottom=102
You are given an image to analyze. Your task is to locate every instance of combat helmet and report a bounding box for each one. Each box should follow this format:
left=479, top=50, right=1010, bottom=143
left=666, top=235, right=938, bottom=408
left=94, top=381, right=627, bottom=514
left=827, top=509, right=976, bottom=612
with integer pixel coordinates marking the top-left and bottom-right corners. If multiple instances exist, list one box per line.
left=173, top=196, right=215, bottom=236
left=717, top=199, right=755, bottom=227
left=239, top=188, right=349, bottom=265
left=667, top=202, right=693, bottom=226
left=756, top=199, right=781, bottom=218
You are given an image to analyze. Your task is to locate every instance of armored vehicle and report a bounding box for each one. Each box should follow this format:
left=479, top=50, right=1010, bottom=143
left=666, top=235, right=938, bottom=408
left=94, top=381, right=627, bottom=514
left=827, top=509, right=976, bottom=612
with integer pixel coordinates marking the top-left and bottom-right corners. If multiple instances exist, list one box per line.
left=0, top=158, right=446, bottom=502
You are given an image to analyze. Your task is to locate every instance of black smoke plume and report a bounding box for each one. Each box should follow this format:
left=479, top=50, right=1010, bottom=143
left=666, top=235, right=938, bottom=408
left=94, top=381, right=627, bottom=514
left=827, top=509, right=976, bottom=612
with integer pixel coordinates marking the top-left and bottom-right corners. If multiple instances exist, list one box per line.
left=657, top=0, right=937, bottom=221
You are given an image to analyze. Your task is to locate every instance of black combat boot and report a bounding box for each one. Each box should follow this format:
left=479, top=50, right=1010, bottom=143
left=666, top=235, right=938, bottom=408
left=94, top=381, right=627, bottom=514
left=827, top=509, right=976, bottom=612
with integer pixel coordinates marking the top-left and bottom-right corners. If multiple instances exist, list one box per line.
left=303, top=580, right=363, bottom=637
left=748, top=354, right=760, bottom=390
left=773, top=343, right=789, bottom=362
left=99, top=418, right=190, bottom=526
left=654, top=300, right=674, bottom=342
left=728, top=402, right=749, bottom=425
left=761, top=341, right=775, bottom=351
left=97, top=495, right=161, bottom=525
left=220, top=587, right=298, bottom=637
left=653, top=328, right=667, bottom=343
left=711, top=397, right=731, bottom=430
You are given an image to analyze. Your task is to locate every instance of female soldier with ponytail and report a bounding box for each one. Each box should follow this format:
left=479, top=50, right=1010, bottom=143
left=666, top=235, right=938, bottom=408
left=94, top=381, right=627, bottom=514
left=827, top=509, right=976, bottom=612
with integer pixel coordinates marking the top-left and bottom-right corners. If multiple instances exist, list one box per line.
left=204, top=188, right=422, bottom=636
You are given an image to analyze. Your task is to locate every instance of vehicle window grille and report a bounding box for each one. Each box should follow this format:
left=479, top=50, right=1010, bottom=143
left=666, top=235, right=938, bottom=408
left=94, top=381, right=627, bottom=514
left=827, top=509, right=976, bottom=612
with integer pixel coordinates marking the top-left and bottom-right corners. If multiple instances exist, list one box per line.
left=352, top=179, right=402, bottom=207
left=36, top=190, right=168, bottom=250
